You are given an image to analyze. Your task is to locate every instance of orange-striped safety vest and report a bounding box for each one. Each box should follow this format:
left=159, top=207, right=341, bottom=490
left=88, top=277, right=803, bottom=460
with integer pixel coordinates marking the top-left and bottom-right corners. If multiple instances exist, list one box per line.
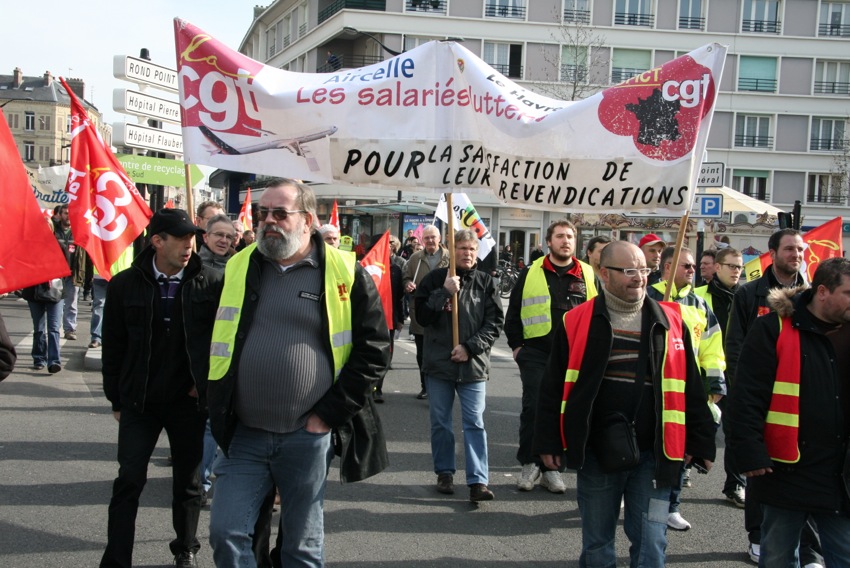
left=764, top=316, right=801, bottom=463
left=561, top=298, right=689, bottom=460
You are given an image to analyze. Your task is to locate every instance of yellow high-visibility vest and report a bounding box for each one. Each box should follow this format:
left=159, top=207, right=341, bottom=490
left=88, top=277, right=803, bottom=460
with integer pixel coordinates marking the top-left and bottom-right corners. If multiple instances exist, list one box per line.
left=521, top=256, right=597, bottom=339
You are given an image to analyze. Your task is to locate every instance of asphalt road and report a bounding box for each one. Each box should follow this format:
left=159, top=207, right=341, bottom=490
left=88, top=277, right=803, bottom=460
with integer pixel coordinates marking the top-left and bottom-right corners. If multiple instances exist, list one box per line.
left=0, top=294, right=755, bottom=567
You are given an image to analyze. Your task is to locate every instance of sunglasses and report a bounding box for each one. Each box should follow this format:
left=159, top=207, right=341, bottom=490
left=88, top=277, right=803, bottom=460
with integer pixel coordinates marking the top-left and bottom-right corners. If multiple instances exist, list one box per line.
left=680, top=263, right=696, bottom=270
left=257, top=207, right=305, bottom=222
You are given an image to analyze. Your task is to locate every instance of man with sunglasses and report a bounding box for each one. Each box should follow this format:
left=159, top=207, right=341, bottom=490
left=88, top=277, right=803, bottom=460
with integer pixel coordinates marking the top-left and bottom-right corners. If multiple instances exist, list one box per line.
left=648, top=246, right=726, bottom=532
left=206, top=179, right=389, bottom=567
left=695, top=247, right=747, bottom=508
left=535, top=240, right=716, bottom=567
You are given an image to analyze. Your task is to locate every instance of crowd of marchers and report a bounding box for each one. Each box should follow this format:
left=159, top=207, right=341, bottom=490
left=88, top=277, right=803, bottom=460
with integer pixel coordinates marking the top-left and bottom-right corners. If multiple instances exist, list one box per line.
left=4, top=182, right=849, bottom=568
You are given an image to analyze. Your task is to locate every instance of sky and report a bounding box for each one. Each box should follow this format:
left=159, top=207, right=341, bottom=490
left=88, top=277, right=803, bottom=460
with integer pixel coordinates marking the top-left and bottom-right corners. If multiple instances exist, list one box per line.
left=3, top=0, right=257, bottom=126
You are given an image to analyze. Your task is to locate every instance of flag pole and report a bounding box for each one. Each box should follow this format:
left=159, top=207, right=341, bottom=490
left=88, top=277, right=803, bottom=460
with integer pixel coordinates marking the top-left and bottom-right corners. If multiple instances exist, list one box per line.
left=446, top=193, right=459, bottom=347
left=184, top=164, right=194, bottom=219
left=663, top=212, right=690, bottom=302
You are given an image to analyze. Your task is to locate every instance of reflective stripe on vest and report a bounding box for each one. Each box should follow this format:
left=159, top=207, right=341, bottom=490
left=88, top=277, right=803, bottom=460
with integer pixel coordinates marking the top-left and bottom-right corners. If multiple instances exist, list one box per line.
left=764, top=316, right=802, bottom=463
left=521, top=257, right=598, bottom=339
left=208, top=243, right=355, bottom=382
left=560, top=299, right=688, bottom=460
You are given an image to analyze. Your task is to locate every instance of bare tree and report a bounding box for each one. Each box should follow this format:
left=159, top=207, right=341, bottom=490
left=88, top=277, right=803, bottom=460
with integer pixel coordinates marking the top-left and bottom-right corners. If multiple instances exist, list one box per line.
left=537, top=6, right=609, bottom=101
left=831, top=119, right=850, bottom=202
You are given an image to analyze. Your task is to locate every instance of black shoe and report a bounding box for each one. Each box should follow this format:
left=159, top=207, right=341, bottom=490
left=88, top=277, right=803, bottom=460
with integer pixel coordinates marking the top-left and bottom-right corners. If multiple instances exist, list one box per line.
left=469, top=483, right=494, bottom=502
left=48, top=364, right=61, bottom=374
left=200, top=490, right=210, bottom=507
left=416, top=389, right=428, bottom=400
left=373, top=390, right=384, bottom=403
left=174, top=551, right=197, bottom=567
left=436, top=473, right=454, bottom=494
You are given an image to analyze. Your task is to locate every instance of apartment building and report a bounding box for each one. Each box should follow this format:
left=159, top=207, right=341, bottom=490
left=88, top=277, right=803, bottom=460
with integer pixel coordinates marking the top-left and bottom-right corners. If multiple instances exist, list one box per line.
left=230, top=0, right=850, bottom=257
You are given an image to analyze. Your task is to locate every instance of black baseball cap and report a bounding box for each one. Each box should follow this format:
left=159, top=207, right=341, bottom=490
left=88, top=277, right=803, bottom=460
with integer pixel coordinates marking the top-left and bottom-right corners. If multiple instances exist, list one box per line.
left=148, top=209, right=202, bottom=237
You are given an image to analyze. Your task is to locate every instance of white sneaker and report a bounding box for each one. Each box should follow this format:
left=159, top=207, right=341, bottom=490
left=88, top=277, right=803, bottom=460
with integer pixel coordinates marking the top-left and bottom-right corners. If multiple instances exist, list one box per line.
left=748, top=543, right=760, bottom=563
left=517, top=463, right=540, bottom=491
left=540, top=470, right=566, bottom=494
left=803, top=563, right=824, bottom=568
left=667, top=511, right=691, bottom=531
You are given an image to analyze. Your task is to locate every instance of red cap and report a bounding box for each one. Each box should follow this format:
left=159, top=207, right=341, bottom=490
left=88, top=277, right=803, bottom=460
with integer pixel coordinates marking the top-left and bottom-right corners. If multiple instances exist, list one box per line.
left=638, top=233, right=665, bottom=249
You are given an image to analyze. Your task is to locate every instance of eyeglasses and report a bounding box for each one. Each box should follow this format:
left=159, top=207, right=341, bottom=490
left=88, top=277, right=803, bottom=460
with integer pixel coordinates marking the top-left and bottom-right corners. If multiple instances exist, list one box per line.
left=209, top=231, right=236, bottom=241
left=257, top=207, right=305, bottom=221
left=679, top=263, right=696, bottom=270
left=605, top=266, right=652, bottom=277
left=720, top=263, right=744, bottom=271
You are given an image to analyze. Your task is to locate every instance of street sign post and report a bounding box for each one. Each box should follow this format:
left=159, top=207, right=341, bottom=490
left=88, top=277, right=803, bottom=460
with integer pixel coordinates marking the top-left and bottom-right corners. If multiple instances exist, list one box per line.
left=691, top=194, right=723, bottom=218
left=113, top=122, right=183, bottom=155
left=697, top=162, right=725, bottom=187
left=113, top=55, right=178, bottom=93
left=116, top=154, right=202, bottom=187
left=113, top=89, right=181, bottom=124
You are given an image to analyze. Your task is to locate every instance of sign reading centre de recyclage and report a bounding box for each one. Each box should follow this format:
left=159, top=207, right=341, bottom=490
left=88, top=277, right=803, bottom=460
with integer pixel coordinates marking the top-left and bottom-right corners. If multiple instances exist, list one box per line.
left=116, top=154, right=202, bottom=188
left=174, top=19, right=726, bottom=217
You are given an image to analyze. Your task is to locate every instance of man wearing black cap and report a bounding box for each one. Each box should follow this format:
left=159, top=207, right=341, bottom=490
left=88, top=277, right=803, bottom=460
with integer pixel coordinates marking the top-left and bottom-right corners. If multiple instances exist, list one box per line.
left=100, top=209, right=223, bottom=568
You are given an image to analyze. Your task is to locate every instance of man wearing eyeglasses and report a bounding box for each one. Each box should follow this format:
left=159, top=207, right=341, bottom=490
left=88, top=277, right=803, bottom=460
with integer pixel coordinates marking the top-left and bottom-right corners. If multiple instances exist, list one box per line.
left=535, top=240, right=716, bottom=567
left=695, top=247, right=746, bottom=508
left=206, top=178, right=389, bottom=567
left=505, top=219, right=599, bottom=494
left=647, top=246, right=726, bottom=532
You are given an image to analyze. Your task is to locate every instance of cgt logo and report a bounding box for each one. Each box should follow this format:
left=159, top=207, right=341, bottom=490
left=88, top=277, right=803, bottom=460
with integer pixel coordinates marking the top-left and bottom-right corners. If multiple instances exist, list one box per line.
left=672, top=338, right=685, bottom=351
left=598, top=56, right=717, bottom=161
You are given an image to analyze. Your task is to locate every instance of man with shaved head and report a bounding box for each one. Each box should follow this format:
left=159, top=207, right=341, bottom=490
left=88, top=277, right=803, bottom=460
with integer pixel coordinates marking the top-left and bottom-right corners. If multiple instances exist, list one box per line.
left=535, top=241, right=716, bottom=567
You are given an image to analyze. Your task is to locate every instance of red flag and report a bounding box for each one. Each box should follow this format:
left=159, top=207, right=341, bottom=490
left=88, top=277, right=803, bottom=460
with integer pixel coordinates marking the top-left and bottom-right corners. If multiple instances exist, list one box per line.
left=238, top=187, right=253, bottom=230
left=60, top=77, right=152, bottom=280
left=802, top=216, right=843, bottom=281
left=0, top=110, right=70, bottom=294
left=360, top=231, right=392, bottom=330
left=412, top=223, right=424, bottom=243
left=165, top=199, right=175, bottom=209
left=329, top=199, right=339, bottom=231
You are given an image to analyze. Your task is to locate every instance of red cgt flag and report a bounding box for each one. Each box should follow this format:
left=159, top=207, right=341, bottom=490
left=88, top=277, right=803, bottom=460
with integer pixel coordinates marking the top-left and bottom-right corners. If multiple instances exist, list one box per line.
left=0, top=110, right=70, bottom=294
left=60, top=77, right=152, bottom=280
left=238, top=187, right=252, bottom=230
left=360, top=231, right=392, bottom=330
left=329, top=199, right=339, bottom=231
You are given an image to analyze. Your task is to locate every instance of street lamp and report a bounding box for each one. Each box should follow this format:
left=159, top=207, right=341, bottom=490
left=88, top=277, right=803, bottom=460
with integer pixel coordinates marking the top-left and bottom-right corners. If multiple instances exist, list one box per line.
left=342, top=27, right=403, bottom=57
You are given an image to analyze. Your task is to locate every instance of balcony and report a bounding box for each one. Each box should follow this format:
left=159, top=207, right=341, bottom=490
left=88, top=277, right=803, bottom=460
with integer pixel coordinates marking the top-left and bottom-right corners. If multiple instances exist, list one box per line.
left=560, top=64, right=588, bottom=83
left=814, top=80, right=850, bottom=95
left=679, top=16, right=705, bottom=30
left=614, top=12, right=654, bottom=27
left=742, top=189, right=770, bottom=201
left=818, top=22, right=850, bottom=37
left=742, top=19, right=781, bottom=33
left=563, top=9, right=590, bottom=24
left=488, top=62, right=523, bottom=79
left=807, top=192, right=846, bottom=205
left=317, top=54, right=383, bottom=73
left=407, top=0, right=446, bottom=12
left=735, top=134, right=773, bottom=148
left=738, top=77, right=777, bottom=92
left=810, top=138, right=846, bottom=151
left=484, top=3, right=526, bottom=19
left=318, top=0, right=387, bottom=24
left=611, top=67, right=647, bottom=83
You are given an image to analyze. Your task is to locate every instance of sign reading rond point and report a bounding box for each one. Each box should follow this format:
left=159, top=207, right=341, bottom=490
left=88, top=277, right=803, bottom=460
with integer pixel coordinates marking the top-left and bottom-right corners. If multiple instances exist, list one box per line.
left=113, top=55, right=178, bottom=93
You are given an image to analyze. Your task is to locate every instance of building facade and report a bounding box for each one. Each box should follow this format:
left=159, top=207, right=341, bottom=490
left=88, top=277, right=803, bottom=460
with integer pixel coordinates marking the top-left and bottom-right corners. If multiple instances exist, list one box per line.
left=229, top=0, right=850, bottom=258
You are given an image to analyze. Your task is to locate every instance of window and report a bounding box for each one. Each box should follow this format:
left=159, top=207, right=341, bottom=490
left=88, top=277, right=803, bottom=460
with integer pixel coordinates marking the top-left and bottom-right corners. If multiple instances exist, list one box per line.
left=820, top=1, right=850, bottom=36
left=484, top=0, right=526, bottom=19
left=404, top=35, right=442, bottom=51
left=298, top=2, right=309, bottom=38
left=615, top=0, right=654, bottom=26
left=611, top=48, right=651, bottom=83
left=738, top=56, right=777, bottom=92
left=679, top=0, right=704, bottom=29
left=811, top=117, right=846, bottom=151
left=742, top=0, right=781, bottom=33
left=8, top=113, right=18, bottom=129
left=24, top=141, right=34, bottom=161
left=732, top=169, right=769, bottom=200
left=815, top=60, right=850, bottom=95
left=483, top=42, right=523, bottom=78
left=408, top=0, right=446, bottom=12
left=266, top=24, right=278, bottom=59
left=807, top=173, right=846, bottom=204
left=564, top=0, right=590, bottom=23
left=561, top=45, right=588, bottom=83
left=25, top=111, right=35, bottom=131
left=735, top=115, right=772, bottom=148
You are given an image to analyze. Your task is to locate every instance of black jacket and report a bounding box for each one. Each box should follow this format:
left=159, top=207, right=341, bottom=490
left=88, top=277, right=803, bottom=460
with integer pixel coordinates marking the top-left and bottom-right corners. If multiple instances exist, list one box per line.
left=725, top=266, right=805, bottom=386
left=533, top=292, right=716, bottom=488
left=207, top=234, right=390, bottom=455
left=0, top=314, right=16, bottom=381
left=415, top=266, right=504, bottom=383
left=101, top=246, right=223, bottom=412
left=729, top=287, right=850, bottom=514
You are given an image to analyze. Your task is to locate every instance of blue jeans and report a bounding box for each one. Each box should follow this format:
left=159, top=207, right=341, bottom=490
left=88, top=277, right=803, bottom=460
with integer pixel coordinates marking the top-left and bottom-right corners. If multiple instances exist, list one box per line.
left=27, top=301, right=62, bottom=366
left=61, top=275, right=78, bottom=333
left=577, top=450, right=669, bottom=568
left=760, top=504, right=850, bottom=568
left=425, top=376, right=489, bottom=485
left=200, top=419, right=217, bottom=492
left=209, top=422, right=334, bottom=568
left=90, top=278, right=108, bottom=342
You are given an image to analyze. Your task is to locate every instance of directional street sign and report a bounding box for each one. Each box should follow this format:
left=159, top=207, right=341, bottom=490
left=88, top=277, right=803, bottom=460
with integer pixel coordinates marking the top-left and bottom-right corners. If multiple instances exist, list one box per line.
left=113, top=122, right=183, bottom=155
left=691, top=194, right=723, bottom=218
left=113, top=89, right=181, bottom=124
left=116, top=154, right=203, bottom=188
left=697, top=162, right=725, bottom=187
left=113, top=55, right=178, bottom=93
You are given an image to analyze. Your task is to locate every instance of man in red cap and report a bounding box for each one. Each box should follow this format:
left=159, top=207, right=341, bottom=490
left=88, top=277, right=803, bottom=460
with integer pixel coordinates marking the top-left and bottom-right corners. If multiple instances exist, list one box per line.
left=639, top=233, right=667, bottom=285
